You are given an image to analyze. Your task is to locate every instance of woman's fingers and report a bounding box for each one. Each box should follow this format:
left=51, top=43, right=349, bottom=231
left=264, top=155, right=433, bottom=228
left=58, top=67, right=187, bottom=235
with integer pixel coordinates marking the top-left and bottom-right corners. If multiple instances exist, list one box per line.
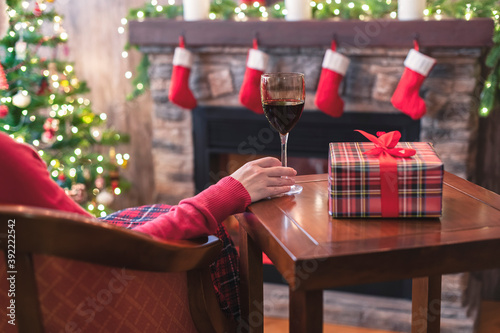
left=265, top=166, right=297, bottom=178
left=251, top=156, right=283, bottom=168
left=230, top=157, right=298, bottom=202
left=266, top=175, right=295, bottom=187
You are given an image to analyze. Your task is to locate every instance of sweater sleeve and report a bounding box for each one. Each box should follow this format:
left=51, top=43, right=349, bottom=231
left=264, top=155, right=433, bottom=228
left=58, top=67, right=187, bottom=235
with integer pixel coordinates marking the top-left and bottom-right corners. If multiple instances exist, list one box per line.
left=134, top=176, right=251, bottom=240
left=0, top=132, right=92, bottom=216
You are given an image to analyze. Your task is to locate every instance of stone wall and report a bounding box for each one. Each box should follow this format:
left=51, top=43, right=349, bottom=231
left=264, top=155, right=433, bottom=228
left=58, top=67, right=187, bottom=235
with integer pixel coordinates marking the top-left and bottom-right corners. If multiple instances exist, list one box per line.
left=143, top=45, right=484, bottom=204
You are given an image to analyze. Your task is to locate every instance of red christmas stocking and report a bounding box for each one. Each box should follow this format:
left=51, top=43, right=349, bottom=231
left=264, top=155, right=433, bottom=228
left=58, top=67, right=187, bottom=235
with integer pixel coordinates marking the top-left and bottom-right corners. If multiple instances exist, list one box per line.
left=239, top=39, right=269, bottom=114
left=391, top=48, right=436, bottom=120
left=314, top=41, right=350, bottom=118
left=168, top=38, right=197, bottom=110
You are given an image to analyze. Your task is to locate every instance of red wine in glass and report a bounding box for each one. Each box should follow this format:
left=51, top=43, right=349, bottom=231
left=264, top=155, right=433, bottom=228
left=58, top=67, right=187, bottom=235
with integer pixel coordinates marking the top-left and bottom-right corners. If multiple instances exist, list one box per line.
left=261, top=73, right=305, bottom=195
left=263, top=98, right=304, bottom=135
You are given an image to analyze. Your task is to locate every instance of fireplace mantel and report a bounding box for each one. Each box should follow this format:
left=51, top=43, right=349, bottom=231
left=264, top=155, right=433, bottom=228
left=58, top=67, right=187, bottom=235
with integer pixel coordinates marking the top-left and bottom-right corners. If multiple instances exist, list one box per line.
left=129, top=18, right=494, bottom=48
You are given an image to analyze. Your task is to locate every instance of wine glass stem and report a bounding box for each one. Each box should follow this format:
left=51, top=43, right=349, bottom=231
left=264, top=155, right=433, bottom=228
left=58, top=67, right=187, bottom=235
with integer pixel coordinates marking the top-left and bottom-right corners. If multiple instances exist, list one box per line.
left=280, top=133, right=289, bottom=167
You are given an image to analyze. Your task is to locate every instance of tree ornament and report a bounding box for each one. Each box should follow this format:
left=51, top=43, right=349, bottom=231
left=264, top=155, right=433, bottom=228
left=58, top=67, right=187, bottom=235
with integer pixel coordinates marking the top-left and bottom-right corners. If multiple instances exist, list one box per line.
left=391, top=42, right=436, bottom=120
left=95, top=175, right=105, bottom=189
left=12, top=90, right=32, bottom=108
left=41, top=130, right=55, bottom=144
left=240, top=0, right=265, bottom=5
left=0, top=105, right=8, bottom=118
left=34, top=2, right=42, bottom=17
left=68, top=183, right=87, bottom=204
left=109, top=170, right=120, bottom=191
left=37, top=76, right=50, bottom=95
left=41, top=117, right=59, bottom=143
left=239, top=38, right=269, bottom=114
left=56, top=173, right=70, bottom=187
left=15, top=38, right=28, bottom=61
left=96, top=190, right=114, bottom=206
left=315, top=40, right=351, bottom=118
left=168, top=36, right=197, bottom=110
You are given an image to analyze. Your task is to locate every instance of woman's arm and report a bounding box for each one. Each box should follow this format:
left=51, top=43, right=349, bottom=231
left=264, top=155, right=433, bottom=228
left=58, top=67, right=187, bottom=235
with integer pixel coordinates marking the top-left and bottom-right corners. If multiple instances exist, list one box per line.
left=134, top=157, right=296, bottom=240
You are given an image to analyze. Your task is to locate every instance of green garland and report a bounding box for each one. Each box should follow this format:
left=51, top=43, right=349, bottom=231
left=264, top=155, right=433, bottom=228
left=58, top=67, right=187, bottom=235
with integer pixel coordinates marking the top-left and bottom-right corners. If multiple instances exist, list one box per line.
left=126, top=0, right=500, bottom=117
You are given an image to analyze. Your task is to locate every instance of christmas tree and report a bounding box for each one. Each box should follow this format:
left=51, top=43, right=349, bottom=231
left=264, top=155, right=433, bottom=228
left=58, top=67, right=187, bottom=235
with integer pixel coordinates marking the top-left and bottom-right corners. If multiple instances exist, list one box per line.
left=0, top=0, right=129, bottom=217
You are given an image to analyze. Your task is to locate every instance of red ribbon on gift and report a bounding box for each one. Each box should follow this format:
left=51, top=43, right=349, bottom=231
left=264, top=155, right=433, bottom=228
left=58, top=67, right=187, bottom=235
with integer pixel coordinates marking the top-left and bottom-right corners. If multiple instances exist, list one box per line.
left=355, top=130, right=416, bottom=217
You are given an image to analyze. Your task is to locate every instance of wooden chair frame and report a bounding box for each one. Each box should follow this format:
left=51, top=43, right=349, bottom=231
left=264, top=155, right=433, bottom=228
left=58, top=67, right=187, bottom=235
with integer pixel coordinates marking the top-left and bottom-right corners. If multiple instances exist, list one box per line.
left=0, top=205, right=235, bottom=333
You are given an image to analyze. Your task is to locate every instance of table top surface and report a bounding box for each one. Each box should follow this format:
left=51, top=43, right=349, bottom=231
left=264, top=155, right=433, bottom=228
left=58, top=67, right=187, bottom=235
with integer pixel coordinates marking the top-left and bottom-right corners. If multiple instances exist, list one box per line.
left=240, top=172, right=500, bottom=290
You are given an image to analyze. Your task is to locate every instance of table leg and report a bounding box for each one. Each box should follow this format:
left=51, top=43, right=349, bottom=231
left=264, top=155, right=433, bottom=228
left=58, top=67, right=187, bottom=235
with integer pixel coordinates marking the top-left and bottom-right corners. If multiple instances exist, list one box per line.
left=289, top=288, right=323, bottom=333
left=411, top=275, right=442, bottom=333
left=239, top=223, right=264, bottom=333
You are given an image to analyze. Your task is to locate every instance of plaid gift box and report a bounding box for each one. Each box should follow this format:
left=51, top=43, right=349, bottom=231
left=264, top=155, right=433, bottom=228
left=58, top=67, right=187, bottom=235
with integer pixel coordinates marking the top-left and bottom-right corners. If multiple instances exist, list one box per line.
left=328, top=141, right=443, bottom=218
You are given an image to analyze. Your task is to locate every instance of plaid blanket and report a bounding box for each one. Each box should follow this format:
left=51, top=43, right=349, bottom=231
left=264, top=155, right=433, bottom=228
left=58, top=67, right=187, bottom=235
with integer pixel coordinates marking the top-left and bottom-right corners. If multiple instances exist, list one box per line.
left=100, top=204, right=241, bottom=320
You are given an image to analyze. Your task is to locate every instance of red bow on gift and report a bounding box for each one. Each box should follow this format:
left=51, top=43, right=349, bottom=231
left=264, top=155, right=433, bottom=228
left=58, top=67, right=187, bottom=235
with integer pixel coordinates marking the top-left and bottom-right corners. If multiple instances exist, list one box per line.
left=355, top=130, right=416, bottom=217
left=355, top=130, right=416, bottom=158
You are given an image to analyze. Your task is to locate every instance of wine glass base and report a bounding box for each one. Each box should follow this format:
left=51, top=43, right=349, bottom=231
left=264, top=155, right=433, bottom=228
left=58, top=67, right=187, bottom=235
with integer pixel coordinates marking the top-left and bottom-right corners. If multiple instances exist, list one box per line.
left=286, top=184, right=303, bottom=195
left=269, top=184, right=303, bottom=198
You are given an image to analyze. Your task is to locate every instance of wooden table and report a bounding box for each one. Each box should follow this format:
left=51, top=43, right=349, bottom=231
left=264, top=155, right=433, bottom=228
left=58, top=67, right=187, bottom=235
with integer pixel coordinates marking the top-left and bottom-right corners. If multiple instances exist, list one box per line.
left=236, top=172, right=500, bottom=333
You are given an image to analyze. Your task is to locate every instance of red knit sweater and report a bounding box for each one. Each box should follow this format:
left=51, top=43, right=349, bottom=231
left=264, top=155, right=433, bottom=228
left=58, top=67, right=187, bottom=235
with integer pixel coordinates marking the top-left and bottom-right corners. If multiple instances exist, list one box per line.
left=0, top=131, right=251, bottom=239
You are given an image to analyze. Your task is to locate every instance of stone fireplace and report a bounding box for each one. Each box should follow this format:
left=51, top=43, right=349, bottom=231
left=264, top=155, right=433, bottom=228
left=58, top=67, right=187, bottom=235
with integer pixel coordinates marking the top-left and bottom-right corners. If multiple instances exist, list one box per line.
left=130, top=18, right=494, bottom=332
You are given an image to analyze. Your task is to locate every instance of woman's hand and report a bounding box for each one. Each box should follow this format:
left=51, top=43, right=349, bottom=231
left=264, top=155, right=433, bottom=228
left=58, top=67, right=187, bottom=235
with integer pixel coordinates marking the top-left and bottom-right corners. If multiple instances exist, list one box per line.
left=230, top=157, right=297, bottom=202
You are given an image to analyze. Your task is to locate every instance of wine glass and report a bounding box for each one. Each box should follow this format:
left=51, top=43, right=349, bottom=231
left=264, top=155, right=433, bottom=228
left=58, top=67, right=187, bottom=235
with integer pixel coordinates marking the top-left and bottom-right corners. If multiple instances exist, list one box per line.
left=261, top=72, right=305, bottom=195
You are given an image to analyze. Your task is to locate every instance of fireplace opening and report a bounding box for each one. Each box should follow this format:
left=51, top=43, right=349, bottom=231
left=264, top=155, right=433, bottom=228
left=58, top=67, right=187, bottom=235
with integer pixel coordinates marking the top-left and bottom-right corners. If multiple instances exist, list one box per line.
left=193, top=106, right=420, bottom=299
